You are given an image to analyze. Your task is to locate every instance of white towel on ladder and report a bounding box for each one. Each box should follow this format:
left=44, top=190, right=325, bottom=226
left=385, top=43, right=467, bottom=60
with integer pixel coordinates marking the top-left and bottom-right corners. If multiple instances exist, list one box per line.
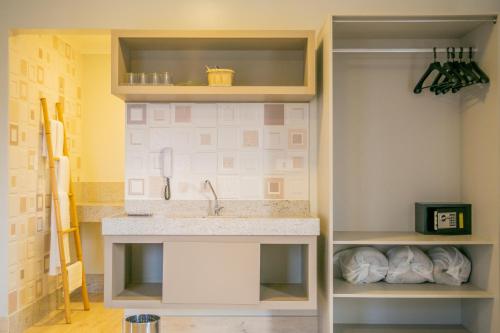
left=42, top=120, right=64, bottom=158
left=56, top=157, right=70, bottom=193
left=67, top=261, right=83, bottom=293
left=49, top=192, right=71, bottom=276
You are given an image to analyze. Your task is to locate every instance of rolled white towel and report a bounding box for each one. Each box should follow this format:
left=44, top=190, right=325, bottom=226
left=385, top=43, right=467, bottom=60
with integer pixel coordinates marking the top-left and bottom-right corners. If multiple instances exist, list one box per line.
left=385, top=246, right=434, bottom=284
left=428, top=246, right=471, bottom=286
left=49, top=192, right=71, bottom=276
left=333, top=247, right=388, bottom=284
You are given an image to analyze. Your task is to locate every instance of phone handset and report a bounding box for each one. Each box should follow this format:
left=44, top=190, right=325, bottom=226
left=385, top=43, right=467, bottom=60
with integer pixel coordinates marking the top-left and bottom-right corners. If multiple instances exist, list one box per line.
left=160, top=147, right=172, bottom=200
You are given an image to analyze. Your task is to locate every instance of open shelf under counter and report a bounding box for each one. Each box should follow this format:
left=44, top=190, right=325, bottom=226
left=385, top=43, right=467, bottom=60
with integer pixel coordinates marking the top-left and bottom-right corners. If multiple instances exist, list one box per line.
left=334, top=324, right=470, bottom=333
left=332, top=231, right=493, bottom=245
left=333, top=279, right=493, bottom=299
left=115, top=282, right=162, bottom=301
left=260, top=283, right=308, bottom=302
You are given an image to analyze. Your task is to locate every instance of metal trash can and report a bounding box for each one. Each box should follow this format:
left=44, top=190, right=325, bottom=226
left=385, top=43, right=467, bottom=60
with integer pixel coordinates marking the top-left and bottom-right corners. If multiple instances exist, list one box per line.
left=124, top=314, right=160, bottom=333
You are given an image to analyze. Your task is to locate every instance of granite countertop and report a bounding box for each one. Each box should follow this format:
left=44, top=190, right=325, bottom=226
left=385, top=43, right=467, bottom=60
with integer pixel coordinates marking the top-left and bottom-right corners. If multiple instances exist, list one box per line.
left=102, top=215, right=320, bottom=236
left=77, top=202, right=124, bottom=223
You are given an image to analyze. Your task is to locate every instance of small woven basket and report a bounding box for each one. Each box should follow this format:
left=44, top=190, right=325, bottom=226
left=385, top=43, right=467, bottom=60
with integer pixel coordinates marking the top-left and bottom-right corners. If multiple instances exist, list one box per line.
left=206, top=68, right=235, bottom=87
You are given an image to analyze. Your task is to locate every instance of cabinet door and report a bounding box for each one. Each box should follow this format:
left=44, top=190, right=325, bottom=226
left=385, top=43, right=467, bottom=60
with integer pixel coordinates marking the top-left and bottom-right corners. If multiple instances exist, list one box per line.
left=163, top=242, right=260, bottom=305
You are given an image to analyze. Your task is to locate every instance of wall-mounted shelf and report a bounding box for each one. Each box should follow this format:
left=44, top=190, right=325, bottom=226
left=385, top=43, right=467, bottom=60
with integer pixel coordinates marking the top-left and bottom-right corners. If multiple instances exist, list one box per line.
left=333, top=279, right=493, bottom=299
left=334, top=324, right=470, bottom=333
left=111, top=30, right=316, bottom=102
left=332, top=231, right=493, bottom=245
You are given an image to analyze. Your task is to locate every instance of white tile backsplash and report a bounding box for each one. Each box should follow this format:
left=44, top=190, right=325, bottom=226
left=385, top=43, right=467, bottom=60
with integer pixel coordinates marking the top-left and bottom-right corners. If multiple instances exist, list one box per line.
left=239, top=103, right=263, bottom=125
left=195, top=128, right=217, bottom=151
left=170, top=128, right=194, bottom=151
left=263, top=127, right=287, bottom=149
left=217, top=127, right=239, bottom=150
left=217, top=151, right=239, bottom=174
left=239, top=152, right=262, bottom=175
left=172, top=104, right=193, bottom=125
left=285, top=103, right=309, bottom=125
left=148, top=103, right=171, bottom=127
left=217, top=175, right=240, bottom=199
left=217, top=103, right=239, bottom=126
left=149, top=128, right=172, bottom=152
left=172, top=153, right=191, bottom=176
left=125, top=103, right=309, bottom=201
left=193, top=104, right=217, bottom=126
left=192, top=152, right=217, bottom=174
left=239, top=176, right=263, bottom=199
left=127, top=128, right=148, bottom=149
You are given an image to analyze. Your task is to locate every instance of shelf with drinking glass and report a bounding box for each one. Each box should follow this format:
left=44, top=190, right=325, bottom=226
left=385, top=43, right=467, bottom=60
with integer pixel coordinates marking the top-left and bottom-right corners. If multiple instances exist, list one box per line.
left=111, top=30, right=316, bottom=102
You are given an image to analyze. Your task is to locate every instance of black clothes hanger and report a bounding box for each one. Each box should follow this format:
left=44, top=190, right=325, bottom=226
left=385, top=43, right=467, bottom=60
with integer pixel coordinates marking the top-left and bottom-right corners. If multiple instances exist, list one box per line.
left=414, top=46, right=489, bottom=95
left=457, top=47, right=480, bottom=85
left=431, top=48, right=460, bottom=95
left=413, top=48, right=449, bottom=94
left=449, top=47, right=469, bottom=93
left=468, top=47, right=490, bottom=84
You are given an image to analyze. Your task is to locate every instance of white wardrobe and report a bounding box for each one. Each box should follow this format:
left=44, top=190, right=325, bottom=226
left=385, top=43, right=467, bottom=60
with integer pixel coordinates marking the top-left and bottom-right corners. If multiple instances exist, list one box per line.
left=317, top=14, right=499, bottom=333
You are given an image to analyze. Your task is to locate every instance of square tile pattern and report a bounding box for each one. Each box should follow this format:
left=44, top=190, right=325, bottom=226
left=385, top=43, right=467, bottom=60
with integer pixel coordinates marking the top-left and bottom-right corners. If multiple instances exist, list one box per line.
left=126, top=103, right=309, bottom=200
left=8, top=34, right=84, bottom=318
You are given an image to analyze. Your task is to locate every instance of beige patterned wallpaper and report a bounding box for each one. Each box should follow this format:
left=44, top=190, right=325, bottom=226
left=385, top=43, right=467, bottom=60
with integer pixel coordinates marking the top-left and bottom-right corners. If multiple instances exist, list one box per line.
left=7, top=34, right=83, bottom=318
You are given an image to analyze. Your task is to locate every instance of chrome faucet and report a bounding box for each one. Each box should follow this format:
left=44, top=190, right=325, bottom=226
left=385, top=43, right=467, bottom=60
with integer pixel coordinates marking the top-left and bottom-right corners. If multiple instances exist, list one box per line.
left=204, top=180, right=224, bottom=216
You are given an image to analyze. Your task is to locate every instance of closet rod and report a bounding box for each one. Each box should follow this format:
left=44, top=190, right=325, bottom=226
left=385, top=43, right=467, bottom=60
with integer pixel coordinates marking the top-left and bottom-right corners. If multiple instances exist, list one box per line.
left=333, top=48, right=478, bottom=53
left=333, top=18, right=497, bottom=24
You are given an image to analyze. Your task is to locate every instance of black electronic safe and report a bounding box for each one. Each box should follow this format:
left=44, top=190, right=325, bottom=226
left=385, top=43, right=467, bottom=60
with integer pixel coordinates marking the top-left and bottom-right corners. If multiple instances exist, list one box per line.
left=415, top=203, right=471, bottom=235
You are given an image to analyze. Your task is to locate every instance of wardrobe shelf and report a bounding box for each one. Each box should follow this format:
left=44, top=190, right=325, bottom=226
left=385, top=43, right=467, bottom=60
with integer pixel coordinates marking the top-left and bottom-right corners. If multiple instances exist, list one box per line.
left=332, top=231, right=493, bottom=245
left=333, top=324, right=470, bottom=333
left=332, top=14, right=497, bottom=39
left=333, top=279, right=493, bottom=299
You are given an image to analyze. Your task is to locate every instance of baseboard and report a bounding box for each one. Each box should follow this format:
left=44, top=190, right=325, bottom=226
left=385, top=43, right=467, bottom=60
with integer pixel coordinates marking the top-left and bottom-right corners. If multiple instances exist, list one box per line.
left=7, top=275, right=104, bottom=332
left=86, top=274, right=104, bottom=294
left=8, top=290, right=62, bottom=333
left=0, top=316, right=8, bottom=333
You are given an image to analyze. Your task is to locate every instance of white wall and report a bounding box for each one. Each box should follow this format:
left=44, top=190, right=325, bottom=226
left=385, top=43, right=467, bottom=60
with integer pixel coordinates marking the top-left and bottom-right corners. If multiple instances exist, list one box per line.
left=1, top=0, right=499, bottom=318
left=332, top=52, right=462, bottom=232
left=81, top=53, right=124, bottom=183
left=3, top=0, right=500, bottom=30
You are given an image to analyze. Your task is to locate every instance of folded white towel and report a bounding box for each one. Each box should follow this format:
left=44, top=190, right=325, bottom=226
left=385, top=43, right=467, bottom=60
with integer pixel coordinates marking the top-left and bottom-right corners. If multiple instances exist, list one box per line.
left=56, top=156, right=70, bottom=193
left=49, top=192, right=71, bottom=276
left=42, top=120, right=64, bottom=158
left=67, top=261, right=83, bottom=293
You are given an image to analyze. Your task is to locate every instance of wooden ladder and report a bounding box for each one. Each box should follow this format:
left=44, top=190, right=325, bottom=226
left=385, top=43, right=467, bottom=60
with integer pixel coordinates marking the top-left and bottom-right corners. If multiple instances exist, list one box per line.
left=40, top=98, right=90, bottom=323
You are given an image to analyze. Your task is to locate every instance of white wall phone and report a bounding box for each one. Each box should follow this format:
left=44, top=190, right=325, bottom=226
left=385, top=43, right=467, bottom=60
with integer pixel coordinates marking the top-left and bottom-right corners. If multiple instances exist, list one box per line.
left=161, top=147, right=172, bottom=200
